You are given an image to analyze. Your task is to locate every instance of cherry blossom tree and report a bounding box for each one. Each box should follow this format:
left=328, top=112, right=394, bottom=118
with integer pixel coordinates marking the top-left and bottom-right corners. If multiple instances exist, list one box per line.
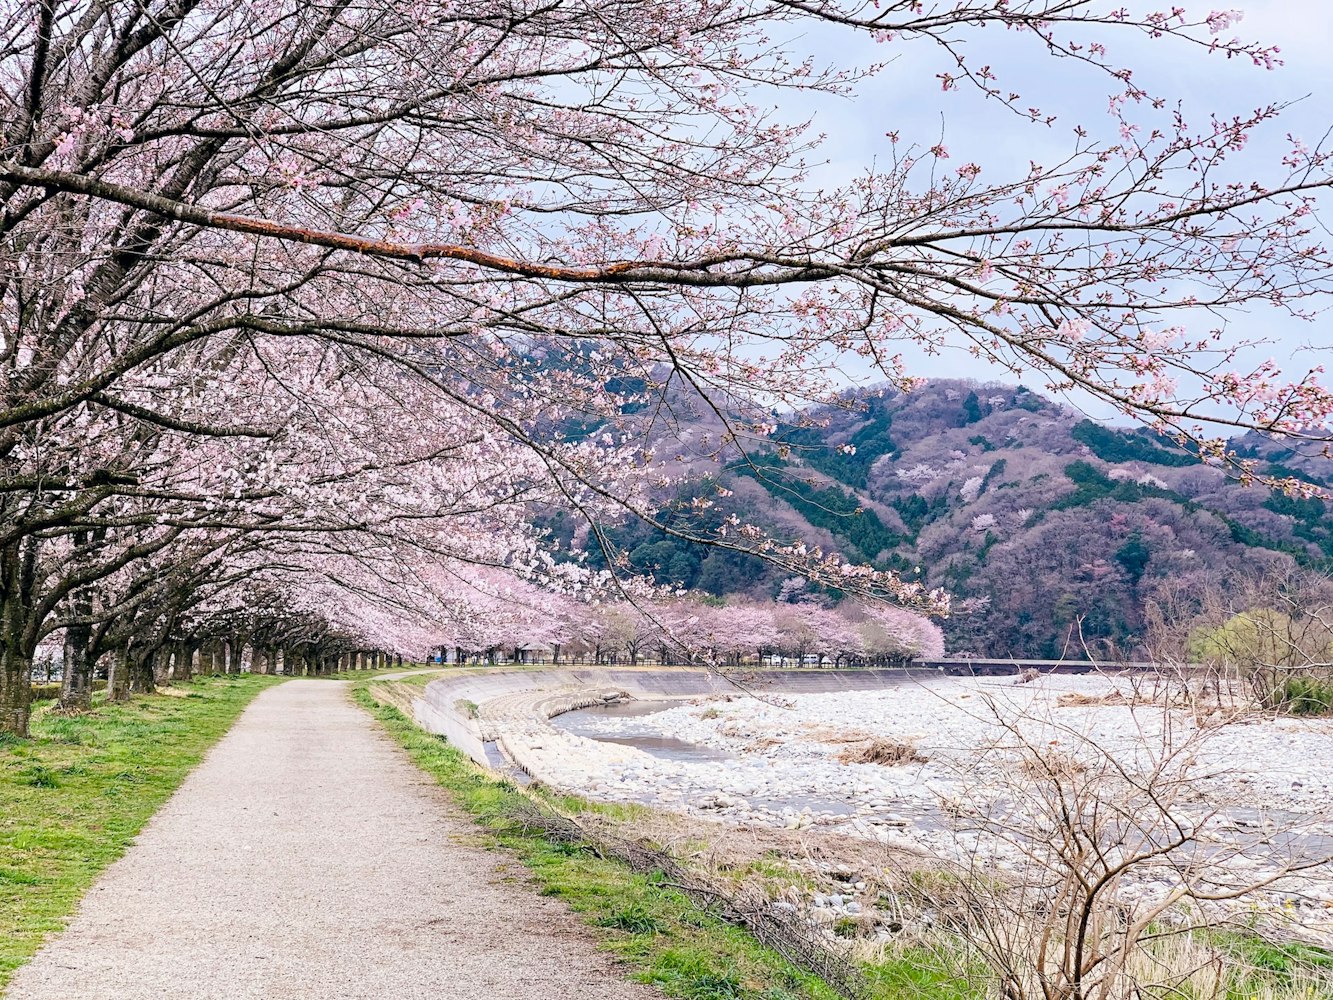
left=4, top=1, right=1333, bottom=736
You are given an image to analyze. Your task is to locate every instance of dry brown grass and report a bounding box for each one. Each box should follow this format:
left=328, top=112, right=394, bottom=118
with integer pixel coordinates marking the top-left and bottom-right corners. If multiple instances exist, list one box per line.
left=836, top=738, right=928, bottom=766
left=578, top=805, right=935, bottom=899
left=367, top=680, right=420, bottom=717
left=1056, top=689, right=1128, bottom=708
left=1019, top=749, right=1088, bottom=780
left=803, top=724, right=875, bottom=743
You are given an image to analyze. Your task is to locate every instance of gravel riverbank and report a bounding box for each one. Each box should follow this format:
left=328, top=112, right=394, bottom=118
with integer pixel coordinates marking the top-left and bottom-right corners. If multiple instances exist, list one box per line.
left=549, top=673, right=1333, bottom=937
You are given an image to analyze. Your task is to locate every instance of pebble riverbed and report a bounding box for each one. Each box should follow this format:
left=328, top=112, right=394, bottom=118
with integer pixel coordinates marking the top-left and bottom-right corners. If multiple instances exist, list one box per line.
left=548, top=673, right=1333, bottom=933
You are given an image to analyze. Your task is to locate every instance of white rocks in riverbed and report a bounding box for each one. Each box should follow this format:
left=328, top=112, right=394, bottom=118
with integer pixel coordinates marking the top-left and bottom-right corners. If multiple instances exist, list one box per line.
left=516, top=674, right=1333, bottom=937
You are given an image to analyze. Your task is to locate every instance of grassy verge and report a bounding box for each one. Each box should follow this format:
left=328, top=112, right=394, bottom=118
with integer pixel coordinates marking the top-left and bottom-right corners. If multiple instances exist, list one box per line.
left=0, top=675, right=283, bottom=990
left=354, top=686, right=843, bottom=1000
left=321, top=663, right=443, bottom=681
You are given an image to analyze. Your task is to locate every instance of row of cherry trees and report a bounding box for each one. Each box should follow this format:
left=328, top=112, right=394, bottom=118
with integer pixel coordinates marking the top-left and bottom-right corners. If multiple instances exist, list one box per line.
left=418, top=588, right=946, bottom=667
left=2, top=2, right=1332, bottom=735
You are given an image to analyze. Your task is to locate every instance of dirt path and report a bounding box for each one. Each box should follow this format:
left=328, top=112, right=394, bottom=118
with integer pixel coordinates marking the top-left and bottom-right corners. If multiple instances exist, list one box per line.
left=5, top=681, right=658, bottom=999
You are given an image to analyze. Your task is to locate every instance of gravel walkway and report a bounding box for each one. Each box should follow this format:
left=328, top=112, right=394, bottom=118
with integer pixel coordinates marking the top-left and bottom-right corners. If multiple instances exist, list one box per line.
left=5, top=681, right=659, bottom=1000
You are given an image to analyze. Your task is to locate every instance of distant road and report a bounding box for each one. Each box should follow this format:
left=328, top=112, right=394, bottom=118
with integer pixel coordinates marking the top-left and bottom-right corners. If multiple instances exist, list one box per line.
left=4, top=681, right=657, bottom=1000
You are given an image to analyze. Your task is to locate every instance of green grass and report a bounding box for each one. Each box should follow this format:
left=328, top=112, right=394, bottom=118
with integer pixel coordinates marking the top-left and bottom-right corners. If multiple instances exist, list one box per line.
left=320, top=663, right=441, bottom=681
left=0, top=675, right=283, bottom=990
left=1279, top=676, right=1333, bottom=716
left=354, top=687, right=844, bottom=1000
left=1207, top=931, right=1333, bottom=997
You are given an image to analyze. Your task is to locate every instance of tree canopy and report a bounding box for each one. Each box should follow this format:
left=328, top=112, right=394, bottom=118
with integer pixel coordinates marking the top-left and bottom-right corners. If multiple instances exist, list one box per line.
left=1, top=1, right=1332, bottom=733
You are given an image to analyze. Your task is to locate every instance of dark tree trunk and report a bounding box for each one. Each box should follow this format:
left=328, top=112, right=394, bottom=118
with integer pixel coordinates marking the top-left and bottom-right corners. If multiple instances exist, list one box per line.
left=59, top=622, right=93, bottom=711
left=0, top=538, right=38, bottom=737
left=174, top=645, right=190, bottom=688
left=58, top=531, right=94, bottom=711
left=173, top=641, right=193, bottom=682
left=107, top=642, right=132, bottom=701
left=127, top=648, right=155, bottom=693
left=158, top=646, right=175, bottom=686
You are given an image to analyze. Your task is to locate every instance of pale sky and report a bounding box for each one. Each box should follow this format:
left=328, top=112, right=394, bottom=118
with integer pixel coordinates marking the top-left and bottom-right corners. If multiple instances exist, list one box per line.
left=784, top=2, right=1333, bottom=426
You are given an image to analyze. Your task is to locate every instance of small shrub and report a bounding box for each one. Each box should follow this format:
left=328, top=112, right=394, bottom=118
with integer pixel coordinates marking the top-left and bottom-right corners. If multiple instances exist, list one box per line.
left=684, top=970, right=745, bottom=1000
left=596, top=903, right=663, bottom=934
left=1281, top=676, right=1333, bottom=716
left=19, top=765, right=61, bottom=788
left=832, top=917, right=861, bottom=939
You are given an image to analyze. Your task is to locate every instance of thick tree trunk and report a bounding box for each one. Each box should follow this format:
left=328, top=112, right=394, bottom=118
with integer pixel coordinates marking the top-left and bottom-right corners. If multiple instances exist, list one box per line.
left=127, top=648, right=155, bottom=693
left=173, top=641, right=193, bottom=683
left=0, top=538, right=38, bottom=737
left=59, top=531, right=95, bottom=712
left=107, top=643, right=132, bottom=701
left=59, top=623, right=93, bottom=711
left=0, top=641, right=32, bottom=737
left=158, top=646, right=175, bottom=686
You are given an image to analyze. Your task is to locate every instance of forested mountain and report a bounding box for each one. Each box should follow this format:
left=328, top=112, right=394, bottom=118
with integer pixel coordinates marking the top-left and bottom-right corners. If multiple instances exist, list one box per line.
left=556, top=380, right=1333, bottom=659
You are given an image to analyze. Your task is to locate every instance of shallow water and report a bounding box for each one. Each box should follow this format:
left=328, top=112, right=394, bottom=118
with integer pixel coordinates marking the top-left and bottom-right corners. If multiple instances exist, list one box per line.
left=554, top=701, right=860, bottom=815
left=555, top=700, right=733, bottom=764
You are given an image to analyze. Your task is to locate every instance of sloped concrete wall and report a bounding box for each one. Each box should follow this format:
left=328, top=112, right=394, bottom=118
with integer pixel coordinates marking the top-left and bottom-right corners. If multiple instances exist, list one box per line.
left=411, top=666, right=937, bottom=767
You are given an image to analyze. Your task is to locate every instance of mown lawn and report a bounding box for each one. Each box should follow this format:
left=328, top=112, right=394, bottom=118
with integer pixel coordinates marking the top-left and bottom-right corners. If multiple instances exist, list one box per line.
left=0, top=675, right=282, bottom=990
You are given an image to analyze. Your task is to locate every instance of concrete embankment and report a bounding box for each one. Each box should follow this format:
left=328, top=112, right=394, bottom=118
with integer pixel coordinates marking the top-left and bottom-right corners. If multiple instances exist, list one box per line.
left=409, top=665, right=932, bottom=785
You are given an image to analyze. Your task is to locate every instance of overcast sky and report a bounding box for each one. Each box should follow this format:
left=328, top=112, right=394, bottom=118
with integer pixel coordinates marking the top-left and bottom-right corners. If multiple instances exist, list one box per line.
left=783, top=2, right=1333, bottom=424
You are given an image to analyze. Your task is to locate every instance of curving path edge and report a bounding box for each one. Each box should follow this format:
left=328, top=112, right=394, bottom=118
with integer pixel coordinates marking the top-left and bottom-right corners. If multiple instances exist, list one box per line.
left=4, top=681, right=658, bottom=1000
